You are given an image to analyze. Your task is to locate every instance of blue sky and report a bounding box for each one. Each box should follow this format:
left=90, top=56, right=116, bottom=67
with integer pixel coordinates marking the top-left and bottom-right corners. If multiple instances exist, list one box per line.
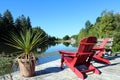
left=0, top=0, right=120, bottom=38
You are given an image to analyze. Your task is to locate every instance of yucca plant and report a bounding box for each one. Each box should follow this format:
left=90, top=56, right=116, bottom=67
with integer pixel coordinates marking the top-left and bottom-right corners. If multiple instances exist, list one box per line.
left=3, top=29, right=47, bottom=77
left=5, top=29, right=46, bottom=55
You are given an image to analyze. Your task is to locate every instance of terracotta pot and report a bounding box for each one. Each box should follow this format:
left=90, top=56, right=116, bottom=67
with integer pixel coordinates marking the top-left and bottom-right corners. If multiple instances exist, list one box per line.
left=17, top=58, right=35, bottom=77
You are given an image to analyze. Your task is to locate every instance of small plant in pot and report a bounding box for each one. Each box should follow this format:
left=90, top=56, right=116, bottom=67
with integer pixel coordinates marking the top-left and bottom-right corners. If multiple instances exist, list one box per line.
left=3, top=29, right=47, bottom=77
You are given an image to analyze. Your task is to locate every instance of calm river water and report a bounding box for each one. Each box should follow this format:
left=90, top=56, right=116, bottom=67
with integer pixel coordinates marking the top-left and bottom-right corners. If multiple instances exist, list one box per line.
left=36, top=43, right=77, bottom=65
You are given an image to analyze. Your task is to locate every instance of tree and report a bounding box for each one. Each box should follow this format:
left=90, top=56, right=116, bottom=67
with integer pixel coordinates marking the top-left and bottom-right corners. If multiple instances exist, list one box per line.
left=27, top=17, right=32, bottom=29
left=63, top=35, right=70, bottom=40
left=14, top=17, right=22, bottom=33
left=0, top=13, right=3, bottom=41
left=3, top=10, right=14, bottom=30
left=0, top=13, right=3, bottom=29
left=14, top=15, right=32, bottom=33
left=3, top=9, right=14, bottom=25
left=85, top=20, right=92, bottom=30
left=1, top=10, right=14, bottom=41
left=20, top=15, right=28, bottom=31
left=113, top=13, right=120, bottom=32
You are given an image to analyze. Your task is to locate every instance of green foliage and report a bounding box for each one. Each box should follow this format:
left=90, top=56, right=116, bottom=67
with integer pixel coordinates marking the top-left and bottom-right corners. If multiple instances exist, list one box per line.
left=14, top=15, right=32, bottom=33
left=0, top=10, right=15, bottom=42
left=112, top=32, right=120, bottom=52
left=63, top=35, right=70, bottom=40
left=85, top=20, right=92, bottom=32
left=63, top=42, right=70, bottom=47
left=0, top=57, right=13, bottom=77
left=77, top=28, right=87, bottom=43
left=76, top=10, right=120, bottom=52
left=3, top=9, right=14, bottom=25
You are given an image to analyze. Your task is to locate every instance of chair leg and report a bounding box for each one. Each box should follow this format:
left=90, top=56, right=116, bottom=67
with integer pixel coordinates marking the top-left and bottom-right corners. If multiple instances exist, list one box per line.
left=60, top=55, right=64, bottom=69
left=89, top=64, right=100, bottom=75
left=65, top=62, right=85, bottom=79
left=73, top=67, right=84, bottom=80
left=93, top=56, right=110, bottom=64
left=60, top=61, right=63, bottom=69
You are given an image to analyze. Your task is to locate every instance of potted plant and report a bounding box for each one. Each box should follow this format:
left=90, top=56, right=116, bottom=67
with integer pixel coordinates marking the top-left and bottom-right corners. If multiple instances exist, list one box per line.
left=3, top=29, right=47, bottom=77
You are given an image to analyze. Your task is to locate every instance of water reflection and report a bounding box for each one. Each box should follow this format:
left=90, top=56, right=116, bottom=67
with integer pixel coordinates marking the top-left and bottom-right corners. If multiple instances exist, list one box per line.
left=63, top=42, right=70, bottom=47
left=36, top=41, right=60, bottom=54
left=36, top=43, right=77, bottom=65
left=44, top=43, right=76, bottom=53
left=37, top=41, right=75, bottom=53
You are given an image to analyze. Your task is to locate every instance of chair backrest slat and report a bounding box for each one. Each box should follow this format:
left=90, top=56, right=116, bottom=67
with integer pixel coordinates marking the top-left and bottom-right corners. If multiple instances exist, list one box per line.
left=73, top=36, right=97, bottom=66
left=77, top=36, right=97, bottom=53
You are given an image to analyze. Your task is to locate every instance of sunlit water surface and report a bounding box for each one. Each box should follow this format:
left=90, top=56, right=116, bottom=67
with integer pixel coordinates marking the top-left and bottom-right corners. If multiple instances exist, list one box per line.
left=36, top=43, right=77, bottom=65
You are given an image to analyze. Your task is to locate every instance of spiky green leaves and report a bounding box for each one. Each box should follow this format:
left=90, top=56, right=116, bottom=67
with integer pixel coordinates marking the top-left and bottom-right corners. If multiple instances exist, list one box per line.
left=4, top=29, right=47, bottom=55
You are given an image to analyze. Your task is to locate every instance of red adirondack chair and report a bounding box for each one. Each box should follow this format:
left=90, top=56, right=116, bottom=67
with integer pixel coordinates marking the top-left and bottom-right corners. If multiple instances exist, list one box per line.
left=58, top=36, right=100, bottom=80
left=93, top=38, right=110, bottom=64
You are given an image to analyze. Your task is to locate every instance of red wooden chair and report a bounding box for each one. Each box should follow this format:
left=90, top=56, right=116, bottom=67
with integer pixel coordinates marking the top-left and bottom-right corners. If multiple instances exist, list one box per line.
left=93, top=38, right=110, bottom=64
left=58, top=36, right=100, bottom=80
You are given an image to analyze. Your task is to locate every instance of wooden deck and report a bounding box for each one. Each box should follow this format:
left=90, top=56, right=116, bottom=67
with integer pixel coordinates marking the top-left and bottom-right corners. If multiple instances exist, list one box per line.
left=1, top=55, right=120, bottom=80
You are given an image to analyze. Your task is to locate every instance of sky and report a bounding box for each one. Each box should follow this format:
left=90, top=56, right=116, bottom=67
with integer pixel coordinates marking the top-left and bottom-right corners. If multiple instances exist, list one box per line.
left=0, top=0, right=120, bottom=38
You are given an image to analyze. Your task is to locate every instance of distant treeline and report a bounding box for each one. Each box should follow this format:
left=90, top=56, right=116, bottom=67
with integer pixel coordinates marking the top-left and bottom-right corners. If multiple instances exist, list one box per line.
left=72, top=10, right=120, bottom=52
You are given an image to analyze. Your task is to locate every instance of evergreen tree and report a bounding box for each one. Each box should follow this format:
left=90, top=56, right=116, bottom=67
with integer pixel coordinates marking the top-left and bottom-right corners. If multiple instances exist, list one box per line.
left=27, top=17, right=32, bottom=29
left=15, top=17, right=22, bottom=30
left=85, top=20, right=92, bottom=31
left=2, top=10, right=14, bottom=32
left=3, top=9, right=14, bottom=24
left=20, top=15, right=28, bottom=31
left=0, top=13, right=3, bottom=29
left=0, top=13, right=3, bottom=41
left=15, top=15, right=32, bottom=33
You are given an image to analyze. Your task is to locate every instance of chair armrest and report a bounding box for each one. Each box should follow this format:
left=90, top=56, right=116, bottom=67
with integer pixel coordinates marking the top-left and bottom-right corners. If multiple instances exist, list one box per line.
left=80, top=42, right=96, bottom=45
left=58, top=50, right=76, bottom=56
left=93, top=46, right=105, bottom=50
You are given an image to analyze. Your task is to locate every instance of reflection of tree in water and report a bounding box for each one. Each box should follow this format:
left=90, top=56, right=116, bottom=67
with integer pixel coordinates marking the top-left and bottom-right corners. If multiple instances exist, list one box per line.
left=37, top=38, right=61, bottom=54
left=71, top=42, right=78, bottom=47
left=63, top=42, right=70, bottom=47
left=37, top=41, right=48, bottom=54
